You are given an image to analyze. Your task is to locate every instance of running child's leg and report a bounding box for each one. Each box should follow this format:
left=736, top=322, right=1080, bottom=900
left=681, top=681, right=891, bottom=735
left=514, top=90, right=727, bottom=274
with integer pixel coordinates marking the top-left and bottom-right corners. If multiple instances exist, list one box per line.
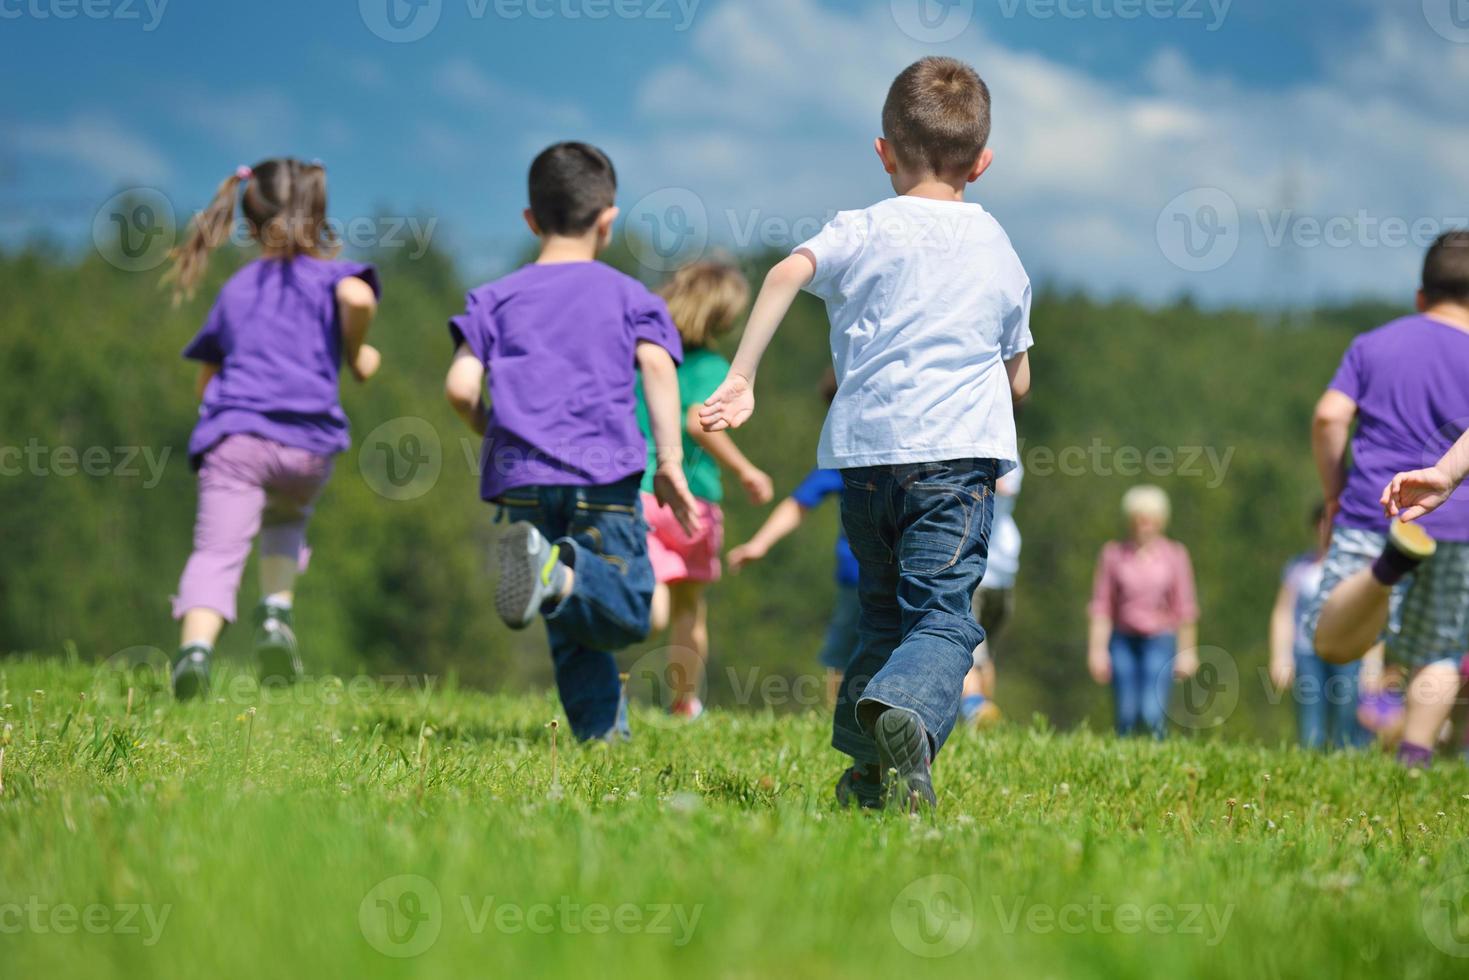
left=817, top=585, right=861, bottom=709
left=1397, top=659, right=1461, bottom=767
left=253, top=445, right=333, bottom=682
left=667, top=580, right=708, bottom=716
left=1316, top=522, right=1436, bottom=664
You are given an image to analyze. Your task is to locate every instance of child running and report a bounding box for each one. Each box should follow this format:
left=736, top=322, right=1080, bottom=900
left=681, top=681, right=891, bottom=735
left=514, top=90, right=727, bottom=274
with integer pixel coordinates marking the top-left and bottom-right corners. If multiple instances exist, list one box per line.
left=728, top=371, right=856, bottom=707
left=167, top=159, right=382, bottom=699
left=701, top=57, right=1033, bottom=811
left=443, top=141, right=700, bottom=743
left=635, top=260, right=773, bottom=719
left=962, top=461, right=1023, bottom=728
left=1308, top=230, right=1469, bottom=767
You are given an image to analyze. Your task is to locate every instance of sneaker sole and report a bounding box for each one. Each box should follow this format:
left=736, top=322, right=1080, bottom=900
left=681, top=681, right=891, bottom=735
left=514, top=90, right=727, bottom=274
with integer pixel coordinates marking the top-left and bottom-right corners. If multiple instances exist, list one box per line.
left=1390, top=519, right=1437, bottom=561
left=173, top=666, right=208, bottom=701
left=256, top=642, right=302, bottom=687
left=873, top=709, right=937, bottom=812
left=496, top=523, right=546, bottom=630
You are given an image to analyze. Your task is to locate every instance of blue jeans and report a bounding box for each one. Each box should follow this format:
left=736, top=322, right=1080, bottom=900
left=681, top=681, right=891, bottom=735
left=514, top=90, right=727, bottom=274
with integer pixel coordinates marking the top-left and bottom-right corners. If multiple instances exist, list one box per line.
left=834, top=459, right=998, bottom=765
left=498, top=476, right=653, bottom=740
left=1110, top=631, right=1175, bottom=739
left=1292, top=651, right=1365, bottom=750
left=818, top=585, right=862, bottom=671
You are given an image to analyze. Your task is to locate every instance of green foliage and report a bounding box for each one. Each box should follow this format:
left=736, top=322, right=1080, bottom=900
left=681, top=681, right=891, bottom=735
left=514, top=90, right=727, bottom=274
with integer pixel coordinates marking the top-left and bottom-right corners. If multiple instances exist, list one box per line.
left=0, top=242, right=1399, bottom=739
left=1, top=658, right=1467, bottom=978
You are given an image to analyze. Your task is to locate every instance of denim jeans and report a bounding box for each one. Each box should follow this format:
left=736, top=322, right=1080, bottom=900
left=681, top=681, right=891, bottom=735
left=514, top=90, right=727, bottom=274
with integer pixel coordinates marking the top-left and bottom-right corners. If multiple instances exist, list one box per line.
left=1292, top=651, right=1365, bottom=750
left=1109, top=631, right=1175, bottom=739
left=498, top=476, right=653, bottom=740
left=833, top=459, right=998, bottom=764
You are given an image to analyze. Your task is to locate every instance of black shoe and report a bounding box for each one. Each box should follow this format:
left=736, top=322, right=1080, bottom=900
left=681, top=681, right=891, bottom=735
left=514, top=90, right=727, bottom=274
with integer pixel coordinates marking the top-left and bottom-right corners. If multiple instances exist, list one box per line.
left=834, top=764, right=884, bottom=810
left=254, top=603, right=302, bottom=687
left=873, top=708, right=937, bottom=813
left=172, top=644, right=212, bottom=701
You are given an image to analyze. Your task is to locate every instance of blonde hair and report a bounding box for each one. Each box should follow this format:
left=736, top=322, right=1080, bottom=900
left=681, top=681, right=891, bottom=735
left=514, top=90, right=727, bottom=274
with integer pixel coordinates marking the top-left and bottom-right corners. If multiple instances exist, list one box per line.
left=1122, top=485, right=1171, bottom=525
left=657, top=261, right=750, bottom=349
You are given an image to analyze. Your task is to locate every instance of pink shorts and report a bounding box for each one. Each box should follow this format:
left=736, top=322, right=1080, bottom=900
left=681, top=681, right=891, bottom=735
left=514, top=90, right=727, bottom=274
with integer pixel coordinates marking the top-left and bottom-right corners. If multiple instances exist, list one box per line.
left=642, top=492, right=724, bottom=584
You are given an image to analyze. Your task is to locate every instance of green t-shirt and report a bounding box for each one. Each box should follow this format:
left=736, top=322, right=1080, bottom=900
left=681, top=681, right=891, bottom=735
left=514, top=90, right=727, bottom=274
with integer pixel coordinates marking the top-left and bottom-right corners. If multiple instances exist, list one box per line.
left=635, top=347, right=731, bottom=503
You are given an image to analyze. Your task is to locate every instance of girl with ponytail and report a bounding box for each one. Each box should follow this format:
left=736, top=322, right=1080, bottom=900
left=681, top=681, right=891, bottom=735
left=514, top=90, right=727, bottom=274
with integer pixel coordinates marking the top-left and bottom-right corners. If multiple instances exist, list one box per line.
left=164, top=158, right=383, bottom=699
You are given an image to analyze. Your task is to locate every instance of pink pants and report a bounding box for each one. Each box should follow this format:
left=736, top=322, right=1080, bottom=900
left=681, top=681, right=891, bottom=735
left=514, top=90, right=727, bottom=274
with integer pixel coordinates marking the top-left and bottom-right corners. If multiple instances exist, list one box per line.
left=173, top=434, right=333, bottom=622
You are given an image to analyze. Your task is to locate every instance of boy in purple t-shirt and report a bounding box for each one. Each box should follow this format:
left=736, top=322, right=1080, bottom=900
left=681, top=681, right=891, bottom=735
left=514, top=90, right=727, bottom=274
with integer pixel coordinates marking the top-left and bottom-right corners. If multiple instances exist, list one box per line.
left=1308, top=230, right=1469, bottom=767
left=444, top=142, right=700, bottom=742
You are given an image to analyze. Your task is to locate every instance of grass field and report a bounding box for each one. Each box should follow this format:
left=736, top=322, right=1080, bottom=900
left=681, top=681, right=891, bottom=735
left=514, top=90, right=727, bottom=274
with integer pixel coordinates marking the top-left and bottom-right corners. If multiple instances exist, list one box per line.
left=3, top=654, right=1469, bottom=979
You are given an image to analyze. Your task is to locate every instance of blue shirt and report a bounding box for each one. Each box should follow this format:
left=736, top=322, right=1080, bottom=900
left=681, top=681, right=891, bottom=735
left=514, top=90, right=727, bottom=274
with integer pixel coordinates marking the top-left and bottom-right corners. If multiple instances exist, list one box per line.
left=791, top=468, right=859, bottom=587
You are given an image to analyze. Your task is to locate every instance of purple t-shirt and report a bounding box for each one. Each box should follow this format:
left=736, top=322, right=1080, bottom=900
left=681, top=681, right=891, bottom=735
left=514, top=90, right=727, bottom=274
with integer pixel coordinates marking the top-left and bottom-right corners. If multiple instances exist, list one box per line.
left=182, top=255, right=380, bottom=468
left=449, top=262, right=682, bottom=501
left=1328, top=314, right=1469, bottom=541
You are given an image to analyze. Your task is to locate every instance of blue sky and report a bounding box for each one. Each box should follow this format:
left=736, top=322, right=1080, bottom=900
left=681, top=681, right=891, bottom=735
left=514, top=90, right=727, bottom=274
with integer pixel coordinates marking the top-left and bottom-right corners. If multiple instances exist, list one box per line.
left=2, top=0, right=1466, bottom=303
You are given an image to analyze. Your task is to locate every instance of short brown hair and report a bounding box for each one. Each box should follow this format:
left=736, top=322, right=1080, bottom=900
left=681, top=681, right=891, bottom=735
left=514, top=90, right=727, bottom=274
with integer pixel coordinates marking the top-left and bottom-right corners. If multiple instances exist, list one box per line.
left=1423, top=230, right=1469, bottom=306
left=657, top=260, right=750, bottom=349
left=882, top=57, right=991, bottom=178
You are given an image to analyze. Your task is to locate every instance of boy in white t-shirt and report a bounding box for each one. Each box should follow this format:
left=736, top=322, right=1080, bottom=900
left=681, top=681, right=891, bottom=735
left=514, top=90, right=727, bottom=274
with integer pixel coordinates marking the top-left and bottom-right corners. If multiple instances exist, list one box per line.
left=701, top=57, right=1033, bottom=811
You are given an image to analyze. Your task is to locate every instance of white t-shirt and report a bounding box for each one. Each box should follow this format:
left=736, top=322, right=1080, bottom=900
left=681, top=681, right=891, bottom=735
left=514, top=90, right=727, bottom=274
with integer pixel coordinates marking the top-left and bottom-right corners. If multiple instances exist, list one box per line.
left=797, top=196, right=1033, bottom=470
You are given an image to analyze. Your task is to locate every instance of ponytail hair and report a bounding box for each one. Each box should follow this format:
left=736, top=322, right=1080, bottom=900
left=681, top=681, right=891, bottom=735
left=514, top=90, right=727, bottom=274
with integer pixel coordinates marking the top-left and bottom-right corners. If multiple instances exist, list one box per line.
left=164, top=158, right=340, bottom=305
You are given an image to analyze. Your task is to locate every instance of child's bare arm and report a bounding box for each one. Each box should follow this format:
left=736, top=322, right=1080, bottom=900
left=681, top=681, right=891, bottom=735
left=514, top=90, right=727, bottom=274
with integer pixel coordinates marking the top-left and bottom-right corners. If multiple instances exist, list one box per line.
left=1312, top=390, right=1357, bottom=530
left=1005, top=351, right=1031, bottom=403
left=1383, top=428, right=1469, bottom=523
left=444, top=343, right=488, bottom=436
left=337, top=276, right=380, bottom=382
left=195, top=362, right=220, bottom=401
left=699, top=252, right=815, bottom=432
left=728, top=497, right=807, bottom=571
left=638, top=341, right=703, bottom=536
left=685, top=406, right=773, bottom=505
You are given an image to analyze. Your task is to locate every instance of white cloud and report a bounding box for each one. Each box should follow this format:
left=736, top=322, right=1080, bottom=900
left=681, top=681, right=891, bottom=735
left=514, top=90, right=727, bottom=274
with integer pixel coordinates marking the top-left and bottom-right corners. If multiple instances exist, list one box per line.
left=10, top=114, right=172, bottom=186
left=432, top=58, right=586, bottom=128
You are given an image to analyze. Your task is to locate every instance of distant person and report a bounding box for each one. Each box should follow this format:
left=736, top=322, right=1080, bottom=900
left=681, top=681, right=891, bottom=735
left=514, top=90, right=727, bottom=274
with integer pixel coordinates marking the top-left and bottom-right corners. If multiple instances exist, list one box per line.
left=728, top=371, right=856, bottom=707
left=635, top=260, right=773, bottom=720
left=962, top=461, right=1023, bottom=728
left=701, top=57, right=1033, bottom=811
left=1087, top=485, right=1201, bottom=739
left=443, top=142, right=700, bottom=743
left=1309, top=230, right=1469, bottom=768
left=165, top=159, right=382, bottom=699
left=1268, top=504, right=1366, bottom=750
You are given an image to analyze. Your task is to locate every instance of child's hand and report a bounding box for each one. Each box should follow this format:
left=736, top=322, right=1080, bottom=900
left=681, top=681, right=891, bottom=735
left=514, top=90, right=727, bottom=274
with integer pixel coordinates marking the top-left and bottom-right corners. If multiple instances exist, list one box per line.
left=1087, top=646, right=1111, bottom=685
left=1381, top=464, right=1457, bottom=523
left=1173, top=647, right=1200, bottom=681
left=727, top=540, right=768, bottom=572
left=653, top=462, right=703, bottom=538
left=1268, top=654, right=1294, bottom=693
left=699, top=372, right=755, bottom=432
left=740, top=466, right=774, bottom=506
left=351, top=344, right=382, bottom=383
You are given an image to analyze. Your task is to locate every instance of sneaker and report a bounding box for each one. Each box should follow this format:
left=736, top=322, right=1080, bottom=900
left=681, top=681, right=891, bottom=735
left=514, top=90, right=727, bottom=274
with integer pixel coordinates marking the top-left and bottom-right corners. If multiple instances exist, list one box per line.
left=172, top=644, right=212, bottom=701
left=872, top=707, right=937, bottom=813
left=254, top=603, right=302, bottom=687
left=834, top=764, right=883, bottom=810
left=1389, top=519, right=1437, bottom=561
left=496, top=522, right=566, bottom=630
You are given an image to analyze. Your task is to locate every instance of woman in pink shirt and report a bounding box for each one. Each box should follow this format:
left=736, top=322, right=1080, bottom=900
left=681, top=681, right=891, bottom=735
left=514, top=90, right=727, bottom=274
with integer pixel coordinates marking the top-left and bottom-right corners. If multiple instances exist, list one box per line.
left=1087, top=486, right=1201, bottom=738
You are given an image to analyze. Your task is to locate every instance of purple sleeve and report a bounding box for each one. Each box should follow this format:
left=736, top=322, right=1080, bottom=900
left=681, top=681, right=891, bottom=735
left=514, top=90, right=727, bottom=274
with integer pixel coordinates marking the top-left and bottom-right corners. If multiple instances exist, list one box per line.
left=631, top=291, right=683, bottom=365
left=182, top=300, right=227, bottom=363
left=448, top=289, right=495, bottom=363
left=334, top=261, right=381, bottom=299
left=1327, top=339, right=1362, bottom=401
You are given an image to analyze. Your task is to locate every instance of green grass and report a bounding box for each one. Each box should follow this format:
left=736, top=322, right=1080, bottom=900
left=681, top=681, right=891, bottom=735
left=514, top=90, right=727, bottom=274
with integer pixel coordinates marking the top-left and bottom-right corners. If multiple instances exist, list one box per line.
left=3, top=655, right=1469, bottom=979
